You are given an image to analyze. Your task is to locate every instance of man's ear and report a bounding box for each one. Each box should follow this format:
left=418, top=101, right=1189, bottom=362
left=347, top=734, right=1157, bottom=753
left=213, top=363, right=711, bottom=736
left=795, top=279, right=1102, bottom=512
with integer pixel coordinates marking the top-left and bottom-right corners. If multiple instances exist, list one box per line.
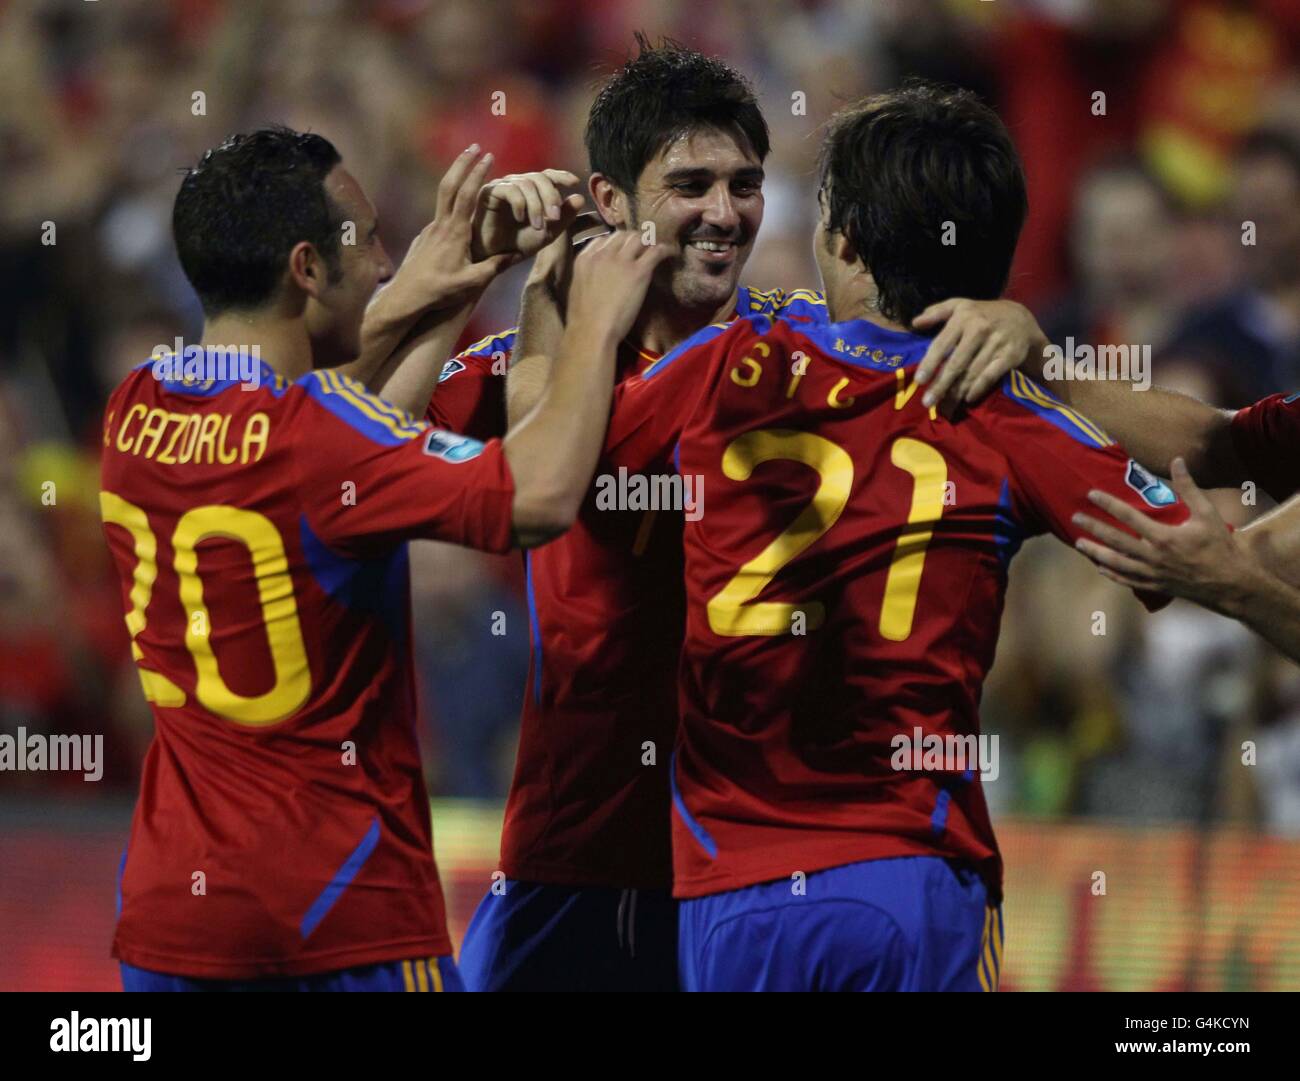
left=287, top=240, right=328, bottom=300
left=589, top=173, right=629, bottom=229
left=834, top=230, right=859, bottom=270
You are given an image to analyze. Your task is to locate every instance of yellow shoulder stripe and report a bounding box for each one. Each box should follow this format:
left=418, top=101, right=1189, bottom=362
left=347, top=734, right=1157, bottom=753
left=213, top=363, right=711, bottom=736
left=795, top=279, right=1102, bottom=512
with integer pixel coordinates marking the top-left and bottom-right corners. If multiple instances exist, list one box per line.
left=460, top=327, right=519, bottom=358
left=1008, top=370, right=1111, bottom=446
left=319, top=370, right=424, bottom=441
left=329, top=370, right=421, bottom=427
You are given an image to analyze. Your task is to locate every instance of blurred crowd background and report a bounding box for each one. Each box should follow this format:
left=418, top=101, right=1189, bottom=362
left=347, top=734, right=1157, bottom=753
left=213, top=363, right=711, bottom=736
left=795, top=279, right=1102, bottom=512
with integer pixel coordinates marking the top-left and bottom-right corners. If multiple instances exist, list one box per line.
left=4, top=0, right=1300, bottom=844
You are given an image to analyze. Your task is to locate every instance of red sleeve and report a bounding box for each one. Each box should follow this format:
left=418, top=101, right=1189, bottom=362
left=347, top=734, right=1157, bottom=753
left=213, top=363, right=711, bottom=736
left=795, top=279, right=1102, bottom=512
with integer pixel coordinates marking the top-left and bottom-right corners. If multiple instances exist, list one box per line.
left=604, top=319, right=753, bottom=473
left=424, top=332, right=513, bottom=441
left=1230, top=392, right=1300, bottom=504
left=974, top=372, right=1190, bottom=609
left=295, top=371, right=515, bottom=556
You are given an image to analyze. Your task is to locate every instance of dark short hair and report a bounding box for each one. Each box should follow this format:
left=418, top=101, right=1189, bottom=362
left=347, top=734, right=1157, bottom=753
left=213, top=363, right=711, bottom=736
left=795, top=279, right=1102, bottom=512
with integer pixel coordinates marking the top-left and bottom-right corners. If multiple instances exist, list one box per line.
left=818, top=81, right=1028, bottom=325
left=173, top=126, right=344, bottom=316
left=585, top=33, right=770, bottom=194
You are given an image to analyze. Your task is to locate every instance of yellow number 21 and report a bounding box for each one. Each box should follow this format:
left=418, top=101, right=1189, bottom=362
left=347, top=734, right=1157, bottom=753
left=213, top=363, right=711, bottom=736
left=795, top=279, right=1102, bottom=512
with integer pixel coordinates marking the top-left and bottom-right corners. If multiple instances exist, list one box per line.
left=706, top=432, right=947, bottom=643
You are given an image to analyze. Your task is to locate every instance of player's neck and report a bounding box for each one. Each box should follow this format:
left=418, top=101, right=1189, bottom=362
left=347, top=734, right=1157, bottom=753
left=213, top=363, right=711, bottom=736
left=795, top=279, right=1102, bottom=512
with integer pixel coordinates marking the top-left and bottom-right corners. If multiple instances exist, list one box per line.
left=630, top=289, right=739, bottom=355
left=829, top=297, right=910, bottom=335
left=826, top=273, right=910, bottom=334
left=200, top=312, right=314, bottom=382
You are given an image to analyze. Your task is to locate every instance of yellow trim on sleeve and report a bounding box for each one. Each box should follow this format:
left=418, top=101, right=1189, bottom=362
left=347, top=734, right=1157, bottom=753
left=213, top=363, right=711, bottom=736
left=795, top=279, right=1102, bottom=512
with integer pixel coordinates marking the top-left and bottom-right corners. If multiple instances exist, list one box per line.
left=1008, top=371, right=1111, bottom=447
left=322, top=370, right=424, bottom=441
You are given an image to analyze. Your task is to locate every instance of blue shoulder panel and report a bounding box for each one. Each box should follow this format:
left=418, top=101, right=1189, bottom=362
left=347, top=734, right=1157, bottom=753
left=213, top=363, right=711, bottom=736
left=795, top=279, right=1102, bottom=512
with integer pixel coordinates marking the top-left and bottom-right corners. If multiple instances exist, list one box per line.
left=301, top=369, right=425, bottom=446
left=1000, top=370, right=1112, bottom=448
left=740, top=286, right=829, bottom=325
left=643, top=314, right=771, bottom=381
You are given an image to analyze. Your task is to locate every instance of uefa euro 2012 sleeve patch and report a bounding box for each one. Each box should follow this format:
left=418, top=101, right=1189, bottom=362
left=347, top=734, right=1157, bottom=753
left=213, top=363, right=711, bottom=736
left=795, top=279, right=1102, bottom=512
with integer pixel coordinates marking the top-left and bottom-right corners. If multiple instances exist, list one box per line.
left=438, top=359, right=466, bottom=383
left=1125, top=459, right=1177, bottom=506
left=424, top=429, right=485, bottom=463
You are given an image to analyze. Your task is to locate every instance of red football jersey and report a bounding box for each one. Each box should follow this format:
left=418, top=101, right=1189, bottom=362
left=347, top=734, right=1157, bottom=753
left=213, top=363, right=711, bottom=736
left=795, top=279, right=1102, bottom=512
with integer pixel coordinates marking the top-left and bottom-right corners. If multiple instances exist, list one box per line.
left=604, top=314, right=1189, bottom=900
left=100, top=354, right=514, bottom=978
left=428, top=288, right=828, bottom=889
left=1230, top=391, right=1300, bottom=503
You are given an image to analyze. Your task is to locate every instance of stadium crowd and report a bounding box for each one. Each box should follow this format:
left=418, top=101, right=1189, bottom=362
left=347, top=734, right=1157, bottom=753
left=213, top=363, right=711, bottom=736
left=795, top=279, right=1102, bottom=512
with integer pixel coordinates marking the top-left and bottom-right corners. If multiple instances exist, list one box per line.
left=3, top=0, right=1300, bottom=833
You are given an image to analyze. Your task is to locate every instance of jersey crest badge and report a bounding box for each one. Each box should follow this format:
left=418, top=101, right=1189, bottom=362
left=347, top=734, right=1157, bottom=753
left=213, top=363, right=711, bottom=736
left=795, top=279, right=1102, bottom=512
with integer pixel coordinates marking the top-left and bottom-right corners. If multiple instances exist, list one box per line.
left=1125, top=459, right=1176, bottom=507
left=424, top=429, right=484, bottom=463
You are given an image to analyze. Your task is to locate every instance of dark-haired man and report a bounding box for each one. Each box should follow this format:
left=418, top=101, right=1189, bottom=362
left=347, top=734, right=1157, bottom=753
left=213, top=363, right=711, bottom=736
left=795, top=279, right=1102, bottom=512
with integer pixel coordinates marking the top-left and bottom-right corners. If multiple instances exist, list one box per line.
left=101, top=128, right=671, bottom=990
left=564, top=81, right=1189, bottom=991
left=371, top=39, right=1047, bottom=991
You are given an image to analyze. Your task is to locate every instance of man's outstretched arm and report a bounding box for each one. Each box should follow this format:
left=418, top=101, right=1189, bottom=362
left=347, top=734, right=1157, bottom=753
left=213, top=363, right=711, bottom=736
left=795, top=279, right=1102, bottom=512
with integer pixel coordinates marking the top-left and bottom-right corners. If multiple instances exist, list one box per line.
left=1075, top=457, right=1300, bottom=664
left=911, top=298, right=1247, bottom=489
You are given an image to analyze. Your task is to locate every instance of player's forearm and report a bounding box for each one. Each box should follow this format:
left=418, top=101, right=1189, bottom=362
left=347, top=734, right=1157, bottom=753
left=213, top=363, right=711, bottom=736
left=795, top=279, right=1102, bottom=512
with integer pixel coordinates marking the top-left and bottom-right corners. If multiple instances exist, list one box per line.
left=1024, top=352, right=1241, bottom=487
left=1215, top=556, right=1300, bottom=666
left=339, top=281, right=430, bottom=390
left=1239, top=494, right=1300, bottom=590
left=504, top=320, right=619, bottom=547
left=365, top=302, right=479, bottom=418
left=506, top=279, right=563, bottom=430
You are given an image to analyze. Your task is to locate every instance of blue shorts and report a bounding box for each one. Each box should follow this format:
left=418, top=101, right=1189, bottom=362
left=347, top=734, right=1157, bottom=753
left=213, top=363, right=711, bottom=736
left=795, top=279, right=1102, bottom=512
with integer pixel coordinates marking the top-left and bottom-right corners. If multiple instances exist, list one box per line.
left=120, top=955, right=463, bottom=992
left=678, top=856, right=1003, bottom=992
left=458, top=880, right=678, bottom=991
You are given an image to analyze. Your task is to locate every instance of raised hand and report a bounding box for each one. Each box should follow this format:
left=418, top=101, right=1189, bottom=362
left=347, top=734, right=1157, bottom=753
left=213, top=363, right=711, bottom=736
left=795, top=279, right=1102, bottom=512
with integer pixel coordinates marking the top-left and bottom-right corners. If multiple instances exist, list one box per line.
left=565, top=230, right=677, bottom=344
left=390, top=145, right=522, bottom=314
left=911, top=298, right=1050, bottom=409
left=473, top=169, right=587, bottom=261
left=1072, top=457, right=1240, bottom=607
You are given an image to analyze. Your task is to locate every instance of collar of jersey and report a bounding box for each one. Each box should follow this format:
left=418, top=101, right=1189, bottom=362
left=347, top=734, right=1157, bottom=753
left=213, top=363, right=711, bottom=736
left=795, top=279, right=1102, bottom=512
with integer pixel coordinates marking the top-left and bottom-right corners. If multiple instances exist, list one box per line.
left=133, top=351, right=288, bottom=396
left=800, top=317, right=931, bottom=371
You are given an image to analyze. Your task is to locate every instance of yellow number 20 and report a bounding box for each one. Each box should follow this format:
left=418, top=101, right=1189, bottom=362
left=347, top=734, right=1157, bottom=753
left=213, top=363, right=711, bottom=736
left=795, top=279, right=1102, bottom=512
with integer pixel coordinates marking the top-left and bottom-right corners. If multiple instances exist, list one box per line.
left=100, top=493, right=311, bottom=727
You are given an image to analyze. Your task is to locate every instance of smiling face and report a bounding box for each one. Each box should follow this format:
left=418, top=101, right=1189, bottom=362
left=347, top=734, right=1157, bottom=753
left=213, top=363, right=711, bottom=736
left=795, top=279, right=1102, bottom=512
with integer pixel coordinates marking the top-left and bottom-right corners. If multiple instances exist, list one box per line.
left=596, top=127, right=764, bottom=313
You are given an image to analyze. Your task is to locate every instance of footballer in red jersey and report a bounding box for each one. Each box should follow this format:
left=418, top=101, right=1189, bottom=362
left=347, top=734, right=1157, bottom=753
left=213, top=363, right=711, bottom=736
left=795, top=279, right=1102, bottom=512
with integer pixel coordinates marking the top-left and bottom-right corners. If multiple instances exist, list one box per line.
left=102, top=360, right=515, bottom=986
left=971, top=137, right=1300, bottom=665
left=407, top=42, right=1049, bottom=992
left=563, top=82, right=1190, bottom=991
left=946, top=130, right=1300, bottom=666
left=101, top=128, right=670, bottom=990
left=1023, top=359, right=1300, bottom=666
